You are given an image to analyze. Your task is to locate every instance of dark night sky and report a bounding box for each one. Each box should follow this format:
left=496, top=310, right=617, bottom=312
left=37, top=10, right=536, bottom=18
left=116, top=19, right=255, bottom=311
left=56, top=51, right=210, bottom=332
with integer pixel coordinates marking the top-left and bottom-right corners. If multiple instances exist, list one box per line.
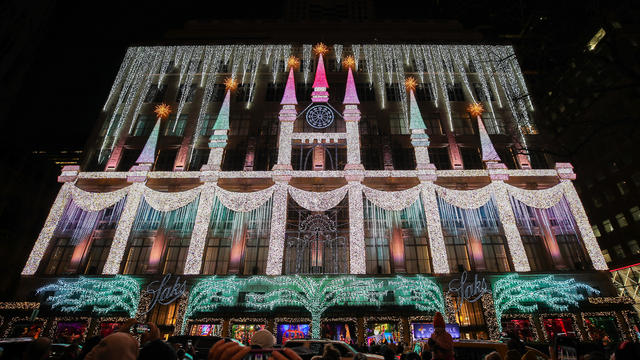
left=4, top=0, right=542, bottom=153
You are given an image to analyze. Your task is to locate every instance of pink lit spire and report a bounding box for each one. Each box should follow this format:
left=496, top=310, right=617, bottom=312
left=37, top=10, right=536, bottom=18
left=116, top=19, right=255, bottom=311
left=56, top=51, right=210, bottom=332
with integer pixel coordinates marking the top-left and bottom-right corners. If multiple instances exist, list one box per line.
left=312, top=54, right=329, bottom=88
left=342, top=67, right=360, bottom=105
left=477, top=115, right=502, bottom=163
left=280, top=67, right=298, bottom=105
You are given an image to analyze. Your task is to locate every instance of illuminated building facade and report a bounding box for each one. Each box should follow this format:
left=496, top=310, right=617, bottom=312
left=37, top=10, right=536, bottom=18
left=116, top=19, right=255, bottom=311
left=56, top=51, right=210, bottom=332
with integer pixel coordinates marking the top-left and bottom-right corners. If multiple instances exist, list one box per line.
left=4, top=44, right=638, bottom=343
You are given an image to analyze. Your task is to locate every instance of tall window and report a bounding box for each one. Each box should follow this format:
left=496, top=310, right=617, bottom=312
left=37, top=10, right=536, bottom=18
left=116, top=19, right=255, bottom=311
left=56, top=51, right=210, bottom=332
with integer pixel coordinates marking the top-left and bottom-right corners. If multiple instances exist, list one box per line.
left=355, top=83, right=376, bottom=101
left=82, top=238, right=112, bottom=275
left=415, top=83, right=434, bottom=101
left=426, top=114, right=444, bottom=136
left=556, top=235, right=588, bottom=269
left=461, top=147, right=483, bottom=169
left=429, top=147, right=451, bottom=170
left=243, top=233, right=269, bottom=275
left=163, top=237, right=190, bottom=274
left=235, top=84, right=251, bottom=102
left=404, top=235, right=431, bottom=274
left=43, top=238, right=75, bottom=275
left=366, top=237, right=391, bottom=274
left=445, top=236, right=471, bottom=273
left=165, top=115, right=188, bottom=136
left=201, top=237, right=231, bottom=275
left=132, top=115, right=155, bottom=136
left=208, top=84, right=226, bottom=102
left=385, top=83, right=401, bottom=101
left=453, top=117, right=474, bottom=135
left=472, top=83, right=495, bottom=101
left=521, top=236, right=552, bottom=271
left=481, top=235, right=511, bottom=272
left=148, top=303, right=177, bottom=327
left=123, top=238, right=153, bottom=274
left=144, top=84, right=167, bottom=103
left=616, top=213, right=629, bottom=228
left=446, top=83, right=465, bottom=101
left=176, top=84, right=197, bottom=102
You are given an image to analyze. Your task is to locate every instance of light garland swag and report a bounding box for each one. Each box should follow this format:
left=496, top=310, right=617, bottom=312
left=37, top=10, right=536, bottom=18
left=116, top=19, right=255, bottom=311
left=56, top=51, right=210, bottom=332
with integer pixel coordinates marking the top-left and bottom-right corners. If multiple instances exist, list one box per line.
left=23, top=177, right=606, bottom=276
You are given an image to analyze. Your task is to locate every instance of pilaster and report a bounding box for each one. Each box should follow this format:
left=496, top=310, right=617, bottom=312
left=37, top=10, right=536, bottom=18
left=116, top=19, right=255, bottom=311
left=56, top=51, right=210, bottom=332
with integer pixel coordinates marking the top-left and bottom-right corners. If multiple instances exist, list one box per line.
left=184, top=182, right=217, bottom=274
left=418, top=169, right=450, bottom=274
left=265, top=176, right=291, bottom=275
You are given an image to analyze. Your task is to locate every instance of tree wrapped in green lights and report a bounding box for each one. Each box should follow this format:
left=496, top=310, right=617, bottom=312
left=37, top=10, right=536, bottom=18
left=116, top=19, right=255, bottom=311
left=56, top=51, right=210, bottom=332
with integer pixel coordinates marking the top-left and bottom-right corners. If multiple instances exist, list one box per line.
left=492, top=273, right=599, bottom=332
left=246, top=275, right=385, bottom=338
left=37, top=275, right=140, bottom=317
left=389, top=275, right=445, bottom=314
left=183, top=276, right=247, bottom=333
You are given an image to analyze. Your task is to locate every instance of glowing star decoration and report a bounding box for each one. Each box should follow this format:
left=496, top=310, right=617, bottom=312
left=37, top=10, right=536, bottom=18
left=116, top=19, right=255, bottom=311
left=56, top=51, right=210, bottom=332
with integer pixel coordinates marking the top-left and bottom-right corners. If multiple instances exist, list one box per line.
left=405, top=76, right=418, bottom=92
left=37, top=276, right=141, bottom=317
left=245, top=275, right=384, bottom=339
left=313, top=42, right=329, bottom=56
left=287, top=56, right=300, bottom=70
left=467, top=102, right=484, bottom=118
left=224, top=77, right=238, bottom=91
left=342, top=55, right=356, bottom=70
left=154, top=103, right=172, bottom=120
left=389, top=275, right=445, bottom=313
left=492, top=274, right=599, bottom=332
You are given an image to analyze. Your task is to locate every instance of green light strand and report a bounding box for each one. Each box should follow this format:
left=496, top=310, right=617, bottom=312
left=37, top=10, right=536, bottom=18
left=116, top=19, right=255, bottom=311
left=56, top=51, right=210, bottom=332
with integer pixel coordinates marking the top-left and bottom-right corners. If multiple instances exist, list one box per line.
left=492, top=273, right=599, bottom=332
left=37, top=275, right=140, bottom=317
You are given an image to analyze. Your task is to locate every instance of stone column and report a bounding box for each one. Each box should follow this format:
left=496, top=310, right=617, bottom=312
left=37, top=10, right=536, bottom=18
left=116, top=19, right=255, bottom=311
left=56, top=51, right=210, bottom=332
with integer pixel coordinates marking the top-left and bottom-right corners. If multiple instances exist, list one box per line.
left=22, top=181, right=73, bottom=275
left=273, top=114, right=294, bottom=170
left=556, top=163, right=608, bottom=270
left=418, top=169, right=450, bottom=274
left=446, top=131, right=464, bottom=169
left=184, top=182, right=217, bottom=275
left=346, top=175, right=366, bottom=274
left=489, top=164, right=531, bottom=272
left=102, top=181, right=145, bottom=274
left=265, top=177, right=291, bottom=275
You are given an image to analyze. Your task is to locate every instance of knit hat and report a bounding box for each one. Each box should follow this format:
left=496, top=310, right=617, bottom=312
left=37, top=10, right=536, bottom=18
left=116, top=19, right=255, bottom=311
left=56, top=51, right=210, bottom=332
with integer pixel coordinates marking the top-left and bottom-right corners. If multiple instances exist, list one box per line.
left=429, top=312, right=453, bottom=352
left=433, top=312, right=446, bottom=329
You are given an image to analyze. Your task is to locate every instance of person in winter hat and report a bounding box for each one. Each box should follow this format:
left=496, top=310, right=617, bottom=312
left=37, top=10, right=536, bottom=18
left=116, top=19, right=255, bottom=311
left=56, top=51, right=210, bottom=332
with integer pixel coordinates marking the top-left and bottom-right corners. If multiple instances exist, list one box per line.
left=427, top=312, right=454, bottom=360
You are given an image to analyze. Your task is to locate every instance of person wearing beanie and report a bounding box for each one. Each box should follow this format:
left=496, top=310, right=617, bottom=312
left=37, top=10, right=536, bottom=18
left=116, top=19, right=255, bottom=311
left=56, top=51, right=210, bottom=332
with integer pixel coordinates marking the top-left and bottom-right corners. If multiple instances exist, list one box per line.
left=428, top=312, right=454, bottom=360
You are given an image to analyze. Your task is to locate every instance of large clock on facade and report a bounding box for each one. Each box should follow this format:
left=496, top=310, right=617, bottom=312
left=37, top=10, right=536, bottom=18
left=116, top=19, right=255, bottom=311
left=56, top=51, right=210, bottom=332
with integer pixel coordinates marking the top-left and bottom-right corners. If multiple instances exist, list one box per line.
left=305, top=104, right=334, bottom=129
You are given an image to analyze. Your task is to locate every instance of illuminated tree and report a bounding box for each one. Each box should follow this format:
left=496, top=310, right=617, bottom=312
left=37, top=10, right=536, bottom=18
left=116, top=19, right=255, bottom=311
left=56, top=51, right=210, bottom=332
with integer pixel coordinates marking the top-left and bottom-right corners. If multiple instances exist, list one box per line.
left=492, top=273, right=599, bottom=331
left=183, top=276, right=247, bottom=333
left=390, top=275, right=445, bottom=313
left=246, top=275, right=384, bottom=338
left=37, top=275, right=140, bottom=317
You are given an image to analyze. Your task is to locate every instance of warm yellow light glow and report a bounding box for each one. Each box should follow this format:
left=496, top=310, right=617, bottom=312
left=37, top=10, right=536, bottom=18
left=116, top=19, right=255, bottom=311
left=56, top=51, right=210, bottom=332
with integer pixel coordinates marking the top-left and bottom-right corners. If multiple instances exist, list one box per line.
left=342, top=55, right=356, bottom=70
left=313, top=42, right=329, bottom=56
left=405, top=76, right=417, bottom=92
left=587, top=28, right=606, bottom=51
left=224, top=77, right=238, bottom=91
left=467, top=102, right=485, bottom=117
left=153, top=103, right=172, bottom=119
left=287, top=56, right=300, bottom=70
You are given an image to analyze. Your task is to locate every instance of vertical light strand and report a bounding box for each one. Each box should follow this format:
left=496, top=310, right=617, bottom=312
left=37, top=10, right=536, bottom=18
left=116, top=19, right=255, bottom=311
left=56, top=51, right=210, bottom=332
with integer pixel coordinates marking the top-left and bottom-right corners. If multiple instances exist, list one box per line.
left=302, top=44, right=312, bottom=83
left=22, top=183, right=73, bottom=275
left=266, top=183, right=288, bottom=275
left=561, top=181, right=608, bottom=270
left=492, top=181, right=530, bottom=272
left=184, top=183, right=217, bottom=275
left=352, top=44, right=361, bottom=71
left=348, top=183, right=366, bottom=274
left=103, top=47, right=136, bottom=111
left=419, top=182, right=449, bottom=274
left=102, top=183, right=144, bottom=274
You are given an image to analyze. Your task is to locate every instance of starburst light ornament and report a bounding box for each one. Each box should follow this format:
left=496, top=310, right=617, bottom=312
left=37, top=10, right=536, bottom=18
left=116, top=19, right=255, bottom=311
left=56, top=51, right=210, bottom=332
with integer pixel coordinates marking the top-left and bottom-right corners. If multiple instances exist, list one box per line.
left=342, top=55, right=356, bottom=70
left=313, top=42, right=329, bottom=56
left=405, top=76, right=418, bottom=92
left=467, top=102, right=485, bottom=117
left=224, top=77, right=238, bottom=91
left=153, top=103, right=172, bottom=120
left=287, top=56, right=300, bottom=70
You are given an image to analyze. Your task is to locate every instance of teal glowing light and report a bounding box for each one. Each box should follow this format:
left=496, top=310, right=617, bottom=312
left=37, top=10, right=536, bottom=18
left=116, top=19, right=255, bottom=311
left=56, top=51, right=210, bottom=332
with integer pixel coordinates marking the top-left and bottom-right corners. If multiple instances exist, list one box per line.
left=37, top=275, right=140, bottom=317
left=492, top=273, right=599, bottom=332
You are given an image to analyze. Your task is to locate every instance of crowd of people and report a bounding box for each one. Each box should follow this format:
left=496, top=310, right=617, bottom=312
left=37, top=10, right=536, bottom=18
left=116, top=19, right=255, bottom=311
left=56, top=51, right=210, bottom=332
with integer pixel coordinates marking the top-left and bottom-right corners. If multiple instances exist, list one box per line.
left=2, top=312, right=640, bottom=360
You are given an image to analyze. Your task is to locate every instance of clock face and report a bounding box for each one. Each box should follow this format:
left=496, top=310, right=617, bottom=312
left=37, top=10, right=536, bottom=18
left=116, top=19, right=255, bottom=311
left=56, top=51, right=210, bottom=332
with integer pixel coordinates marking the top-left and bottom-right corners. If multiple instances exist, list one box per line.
left=305, top=104, right=335, bottom=129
